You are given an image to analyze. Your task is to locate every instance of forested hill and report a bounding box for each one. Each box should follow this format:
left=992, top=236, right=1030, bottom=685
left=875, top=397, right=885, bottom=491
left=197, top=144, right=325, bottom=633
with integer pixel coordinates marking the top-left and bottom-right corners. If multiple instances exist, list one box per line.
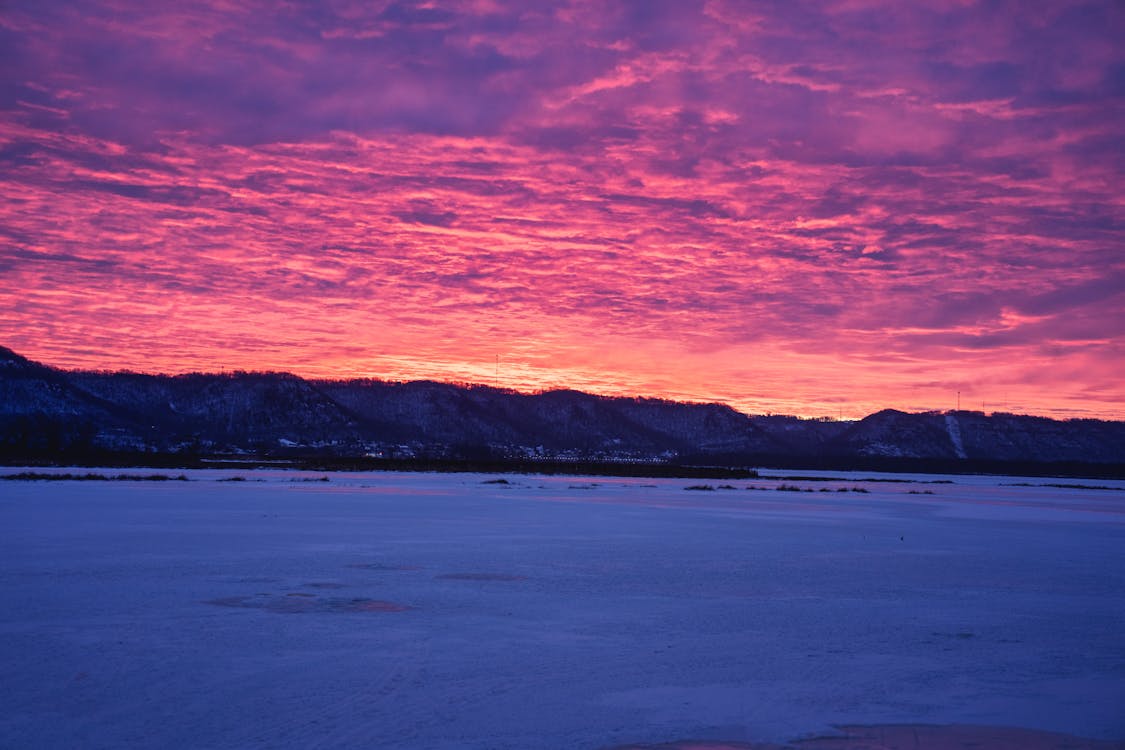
left=3, top=346, right=1123, bottom=472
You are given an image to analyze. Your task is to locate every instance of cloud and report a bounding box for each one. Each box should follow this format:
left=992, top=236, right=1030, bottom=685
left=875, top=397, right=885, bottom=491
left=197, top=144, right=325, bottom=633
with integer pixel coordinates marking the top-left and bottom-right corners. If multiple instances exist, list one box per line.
left=0, top=0, right=1122, bottom=418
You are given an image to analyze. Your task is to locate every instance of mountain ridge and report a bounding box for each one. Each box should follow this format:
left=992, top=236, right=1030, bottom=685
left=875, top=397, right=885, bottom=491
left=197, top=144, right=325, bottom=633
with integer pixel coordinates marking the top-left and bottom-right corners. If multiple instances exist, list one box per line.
left=2, top=346, right=1123, bottom=470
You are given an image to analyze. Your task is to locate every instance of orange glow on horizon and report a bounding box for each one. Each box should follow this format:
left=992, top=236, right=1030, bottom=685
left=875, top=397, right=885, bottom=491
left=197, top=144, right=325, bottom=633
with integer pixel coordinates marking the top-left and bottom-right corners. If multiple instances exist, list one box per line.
left=1, top=2, right=1122, bottom=421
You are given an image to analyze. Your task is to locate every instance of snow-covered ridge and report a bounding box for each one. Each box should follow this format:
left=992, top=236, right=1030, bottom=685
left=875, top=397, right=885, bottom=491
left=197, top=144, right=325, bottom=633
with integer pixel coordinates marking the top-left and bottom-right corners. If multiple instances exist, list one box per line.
left=2, top=346, right=1124, bottom=465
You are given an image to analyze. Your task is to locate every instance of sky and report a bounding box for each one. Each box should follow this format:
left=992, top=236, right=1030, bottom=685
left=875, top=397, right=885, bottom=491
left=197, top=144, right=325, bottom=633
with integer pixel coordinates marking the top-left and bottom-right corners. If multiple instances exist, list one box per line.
left=1, top=0, right=1123, bottom=419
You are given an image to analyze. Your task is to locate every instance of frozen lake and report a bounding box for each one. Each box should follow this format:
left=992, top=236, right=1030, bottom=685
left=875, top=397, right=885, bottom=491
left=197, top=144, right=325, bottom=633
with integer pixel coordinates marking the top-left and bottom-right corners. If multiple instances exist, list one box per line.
left=2, top=468, right=1124, bottom=749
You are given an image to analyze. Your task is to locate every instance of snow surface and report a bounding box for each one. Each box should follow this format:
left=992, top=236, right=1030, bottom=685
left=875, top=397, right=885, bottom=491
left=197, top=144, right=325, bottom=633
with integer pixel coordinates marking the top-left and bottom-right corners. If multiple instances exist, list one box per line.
left=1, top=468, right=1124, bottom=749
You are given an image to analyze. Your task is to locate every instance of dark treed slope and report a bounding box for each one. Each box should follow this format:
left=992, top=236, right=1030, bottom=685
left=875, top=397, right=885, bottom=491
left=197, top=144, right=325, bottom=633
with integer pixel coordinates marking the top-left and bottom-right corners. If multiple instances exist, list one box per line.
left=2, top=346, right=1123, bottom=469
left=67, top=370, right=366, bottom=448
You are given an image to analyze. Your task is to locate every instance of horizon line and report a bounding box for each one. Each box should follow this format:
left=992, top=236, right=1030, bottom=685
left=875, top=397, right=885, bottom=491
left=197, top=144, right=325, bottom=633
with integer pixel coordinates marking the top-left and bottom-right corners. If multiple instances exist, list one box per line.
left=5, top=344, right=1120, bottom=425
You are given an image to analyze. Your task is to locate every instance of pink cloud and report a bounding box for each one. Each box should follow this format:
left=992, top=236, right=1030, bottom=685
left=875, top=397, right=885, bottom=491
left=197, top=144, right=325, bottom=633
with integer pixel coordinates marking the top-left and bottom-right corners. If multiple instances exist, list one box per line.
left=0, top=0, right=1122, bottom=418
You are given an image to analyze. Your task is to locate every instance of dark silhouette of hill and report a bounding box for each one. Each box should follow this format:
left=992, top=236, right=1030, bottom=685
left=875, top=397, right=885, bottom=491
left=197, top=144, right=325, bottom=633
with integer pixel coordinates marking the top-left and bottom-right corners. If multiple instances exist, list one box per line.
left=2, top=346, right=1123, bottom=475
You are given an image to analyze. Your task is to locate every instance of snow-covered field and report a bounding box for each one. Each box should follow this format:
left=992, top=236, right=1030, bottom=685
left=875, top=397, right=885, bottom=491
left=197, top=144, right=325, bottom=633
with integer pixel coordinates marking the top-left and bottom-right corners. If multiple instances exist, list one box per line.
left=2, top=468, right=1123, bottom=749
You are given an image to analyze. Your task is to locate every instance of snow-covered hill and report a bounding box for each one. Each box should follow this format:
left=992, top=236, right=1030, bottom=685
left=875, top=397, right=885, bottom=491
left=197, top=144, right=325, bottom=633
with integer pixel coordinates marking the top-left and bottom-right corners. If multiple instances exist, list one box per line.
left=2, top=346, right=1123, bottom=467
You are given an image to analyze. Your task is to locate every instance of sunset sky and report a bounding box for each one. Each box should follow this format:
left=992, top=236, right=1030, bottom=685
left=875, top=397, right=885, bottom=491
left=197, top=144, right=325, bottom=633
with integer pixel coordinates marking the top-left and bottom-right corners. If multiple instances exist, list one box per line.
left=2, top=1, right=1123, bottom=419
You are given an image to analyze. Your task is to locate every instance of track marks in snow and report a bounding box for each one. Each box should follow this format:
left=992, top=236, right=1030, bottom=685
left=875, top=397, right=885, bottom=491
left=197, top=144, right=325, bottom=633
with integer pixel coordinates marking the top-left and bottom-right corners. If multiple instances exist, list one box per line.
left=434, top=580, right=531, bottom=584
left=205, top=593, right=411, bottom=614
